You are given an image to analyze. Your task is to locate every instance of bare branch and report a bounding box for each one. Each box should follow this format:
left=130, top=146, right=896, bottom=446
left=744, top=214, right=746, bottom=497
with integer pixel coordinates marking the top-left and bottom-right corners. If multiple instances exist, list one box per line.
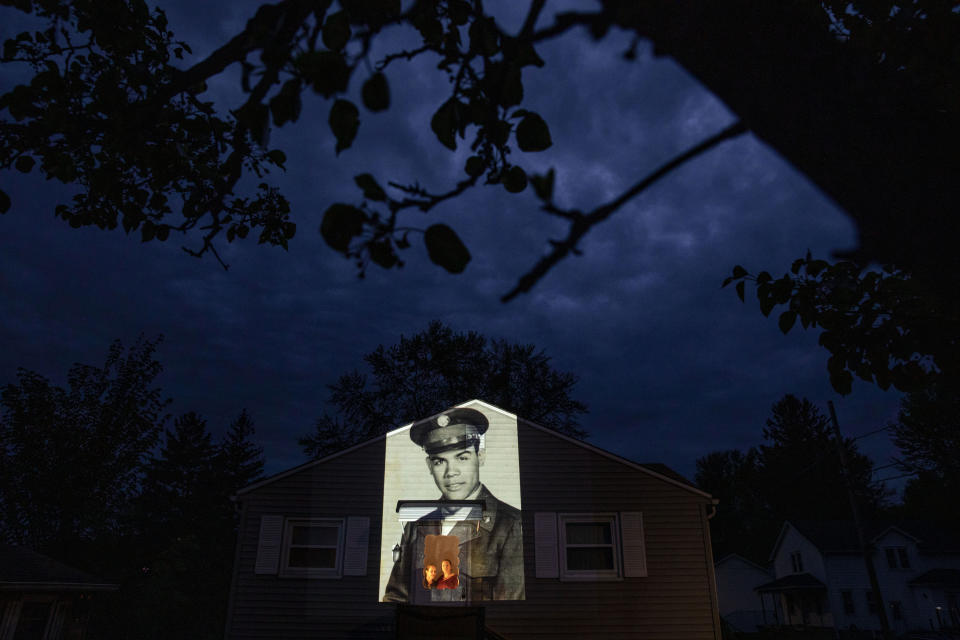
left=376, top=44, right=432, bottom=71
left=518, top=0, right=547, bottom=39
left=501, top=120, right=748, bottom=302
left=149, top=0, right=313, bottom=105
left=387, top=175, right=480, bottom=213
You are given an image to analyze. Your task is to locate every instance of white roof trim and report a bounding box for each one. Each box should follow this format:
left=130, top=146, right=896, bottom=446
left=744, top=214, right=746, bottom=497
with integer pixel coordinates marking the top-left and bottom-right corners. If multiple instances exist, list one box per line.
left=519, top=418, right=712, bottom=499
left=381, top=399, right=519, bottom=437
left=235, top=434, right=385, bottom=497
left=236, top=399, right=711, bottom=500
left=715, top=553, right=770, bottom=572
left=768, top=521, right=794, bottom=563
left=768, top=520, right=824, bottom=563
left=871, top=524, right=921, bottom=544
left=456, top=398, right=518, bottom=420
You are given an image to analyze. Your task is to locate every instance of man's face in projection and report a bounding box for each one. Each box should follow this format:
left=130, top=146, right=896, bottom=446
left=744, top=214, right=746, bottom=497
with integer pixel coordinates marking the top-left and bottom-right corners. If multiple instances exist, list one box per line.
left=426, top=446, right=484, bottom=500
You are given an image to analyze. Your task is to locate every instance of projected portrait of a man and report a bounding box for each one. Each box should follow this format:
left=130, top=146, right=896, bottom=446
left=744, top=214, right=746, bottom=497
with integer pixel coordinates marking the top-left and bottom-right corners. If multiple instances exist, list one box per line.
left=381, top=407, right=524, bottom=603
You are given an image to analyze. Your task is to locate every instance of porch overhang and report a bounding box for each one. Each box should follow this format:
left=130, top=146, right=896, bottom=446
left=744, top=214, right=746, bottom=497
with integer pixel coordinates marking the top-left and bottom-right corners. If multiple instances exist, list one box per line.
left=755, top=573, right=826, bottom=593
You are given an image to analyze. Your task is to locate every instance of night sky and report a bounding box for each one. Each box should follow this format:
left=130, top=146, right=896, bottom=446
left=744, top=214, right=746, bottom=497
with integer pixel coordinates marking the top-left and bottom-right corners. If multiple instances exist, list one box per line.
left=0, top=1, right=906, bottom=490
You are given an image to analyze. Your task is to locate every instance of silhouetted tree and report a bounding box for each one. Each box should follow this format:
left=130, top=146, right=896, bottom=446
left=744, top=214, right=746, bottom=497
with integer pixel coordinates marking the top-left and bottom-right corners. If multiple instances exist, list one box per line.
left=694, top=448, right=767, bottom=563
left=115, top=409, right=264, bottom=640
left=217, top=408, right=265, bottom=518
left=141, top=412, right=219, bottom=534
left=725, top=255, right=960, bottom=395
left=759, top=395, right=886, bottom=519
left=0, top=339, right=264, bottom=638
left=890, top=383, right=960, bottom=527
left=2, top=1, right=957, bottom=395
left=696, top=394, right=887, bottom=562
left=0, top=2, right=955, bottom=283
left=300, top=320, right=587, bottom=458
left=0, top=335, right=168, bottom=559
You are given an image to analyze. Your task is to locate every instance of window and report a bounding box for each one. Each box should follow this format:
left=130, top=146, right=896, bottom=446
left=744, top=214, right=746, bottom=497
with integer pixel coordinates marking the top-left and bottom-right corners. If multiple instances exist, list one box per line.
left=885, top=546, right=910, bottom=569
left=842, top=590, right=856, bottom=614
left=866, top=590, right=877, bottom=614
left=890, top=600, right=902, bottom=621
left=281, top=518, right=344, bottom=577
left=898, top=548, right=910, bottom=568
left=790, top=551, right=804, bottom=573
left=559, top=514, right=620, bottom=580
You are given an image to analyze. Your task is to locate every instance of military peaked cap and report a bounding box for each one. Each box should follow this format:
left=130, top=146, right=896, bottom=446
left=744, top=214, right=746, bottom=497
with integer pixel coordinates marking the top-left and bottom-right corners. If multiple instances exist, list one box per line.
left=410, top=408, right=489, bottom=454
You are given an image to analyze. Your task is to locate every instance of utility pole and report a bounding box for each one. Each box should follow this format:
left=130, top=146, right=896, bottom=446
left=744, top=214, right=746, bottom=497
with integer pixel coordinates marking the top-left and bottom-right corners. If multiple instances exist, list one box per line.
left=828, top=401, right=892, bottom=639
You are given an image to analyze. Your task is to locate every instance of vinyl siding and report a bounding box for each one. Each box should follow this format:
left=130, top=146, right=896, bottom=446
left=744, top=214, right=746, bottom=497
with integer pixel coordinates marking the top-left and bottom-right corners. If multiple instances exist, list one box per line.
left=227, top=417, right=719, bottom=639
left=226, top=437, right=390, bottom=639
left=480, top=420, right=719, bottom=639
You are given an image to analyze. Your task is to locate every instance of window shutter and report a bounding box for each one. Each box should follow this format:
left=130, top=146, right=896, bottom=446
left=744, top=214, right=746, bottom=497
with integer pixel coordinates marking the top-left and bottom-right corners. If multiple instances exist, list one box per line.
left=0, top=600, right=23, bottom=637
left=534, top=512, right=559, bottom=578
left=47, top=601, right=68, bottom=639
left=620, top=511, right=647, bottom=577
left=343, top=516, right=370, bottom=576
left=255, top=515, right=284, bottom=575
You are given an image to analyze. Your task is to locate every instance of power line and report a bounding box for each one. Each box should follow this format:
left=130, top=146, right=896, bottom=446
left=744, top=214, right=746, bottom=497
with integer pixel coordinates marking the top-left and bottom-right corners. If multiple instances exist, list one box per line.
left=875, top=472, right=918, bottom=483
left=828, top=400, right=893, bottom=638
left=872, top=461, right=902, bottom=472
left=852, top=425, right=893, bottom=441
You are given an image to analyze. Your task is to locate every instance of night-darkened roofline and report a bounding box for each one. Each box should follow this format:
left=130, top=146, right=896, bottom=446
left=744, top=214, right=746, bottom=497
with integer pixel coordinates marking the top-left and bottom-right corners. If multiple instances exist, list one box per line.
left=0, top=581, right=118, bottom=592
left=235, top=399, right=713, bottom=500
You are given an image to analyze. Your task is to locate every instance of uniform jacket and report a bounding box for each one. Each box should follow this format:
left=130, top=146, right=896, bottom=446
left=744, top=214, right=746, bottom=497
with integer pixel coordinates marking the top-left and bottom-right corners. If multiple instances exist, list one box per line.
left=383, top=485, right=524, bottom=603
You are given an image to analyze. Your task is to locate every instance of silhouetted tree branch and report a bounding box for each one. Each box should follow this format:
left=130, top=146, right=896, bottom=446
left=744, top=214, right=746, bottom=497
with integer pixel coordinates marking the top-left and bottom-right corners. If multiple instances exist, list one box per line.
left=503, top=120, right=747, bottom=301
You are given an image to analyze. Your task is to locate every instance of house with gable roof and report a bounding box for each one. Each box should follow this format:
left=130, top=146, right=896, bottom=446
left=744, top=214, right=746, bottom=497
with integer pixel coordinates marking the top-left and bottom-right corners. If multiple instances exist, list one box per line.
left=714, top=553, right=773, bottom=632
left=757, top=519, right=960, bottom=635
left=224, top=399, right=722, bottom=639
left=0, top=545, right=117, bottom=640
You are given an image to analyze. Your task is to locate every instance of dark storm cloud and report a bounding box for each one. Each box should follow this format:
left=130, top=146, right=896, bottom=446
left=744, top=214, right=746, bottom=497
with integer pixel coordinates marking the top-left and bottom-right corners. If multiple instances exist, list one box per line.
left=0, top=1, right=903, bottom=487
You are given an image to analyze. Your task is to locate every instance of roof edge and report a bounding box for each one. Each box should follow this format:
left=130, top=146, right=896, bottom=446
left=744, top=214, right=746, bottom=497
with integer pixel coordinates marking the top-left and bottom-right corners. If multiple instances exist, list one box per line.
left=871, top=524, right=921, bottom=544
left=715, top=553, right=770, bottom=572
left=769, top=521, right=792, bottom=564
left=519, top=418, right=713, bottom=500
left=0, top=582, right=118, bottom=592
left=236, top=399, right=712, bottom=501
left=235, top=433, right=386, bottom=497
left=770, top=520, right=826, bottom=564
left=236, top=400, right=518, bottom=497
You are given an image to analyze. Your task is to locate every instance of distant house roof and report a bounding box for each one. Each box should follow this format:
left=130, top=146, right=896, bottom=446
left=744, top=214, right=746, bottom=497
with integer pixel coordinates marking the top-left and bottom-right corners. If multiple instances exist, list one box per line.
left=236, top=399, right=713, bottom=500
left=755, top=573, right=827, bottom=592
left=909, top=569, right=960, bottom=589
left=773, top=520, right=960, bottom=559
left=0, top=545, right=117, bottom=592
left=715, top=553, right=771, bottom=573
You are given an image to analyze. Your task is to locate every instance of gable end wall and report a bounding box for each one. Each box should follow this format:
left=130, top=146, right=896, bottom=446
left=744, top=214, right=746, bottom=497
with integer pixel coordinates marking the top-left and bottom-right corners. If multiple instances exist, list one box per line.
left=226, top=437, right=388, bottom=639
left=227, top=422, right=719, bottom=639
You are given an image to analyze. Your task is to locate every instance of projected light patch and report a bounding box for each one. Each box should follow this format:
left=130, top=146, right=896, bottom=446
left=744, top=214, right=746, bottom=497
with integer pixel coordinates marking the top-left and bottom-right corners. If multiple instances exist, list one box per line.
left=379, top=403, right=525, bottom=603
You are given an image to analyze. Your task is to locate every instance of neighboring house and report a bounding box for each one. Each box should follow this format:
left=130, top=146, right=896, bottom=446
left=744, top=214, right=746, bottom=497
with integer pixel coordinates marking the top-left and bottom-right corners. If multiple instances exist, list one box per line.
left=714, top=553, right=773, bottom=632
left=0, top=545, right=117, bottom=640
left=757, top=520, right=960, bottom=635
left=224, top=400, right=722, bottom=639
